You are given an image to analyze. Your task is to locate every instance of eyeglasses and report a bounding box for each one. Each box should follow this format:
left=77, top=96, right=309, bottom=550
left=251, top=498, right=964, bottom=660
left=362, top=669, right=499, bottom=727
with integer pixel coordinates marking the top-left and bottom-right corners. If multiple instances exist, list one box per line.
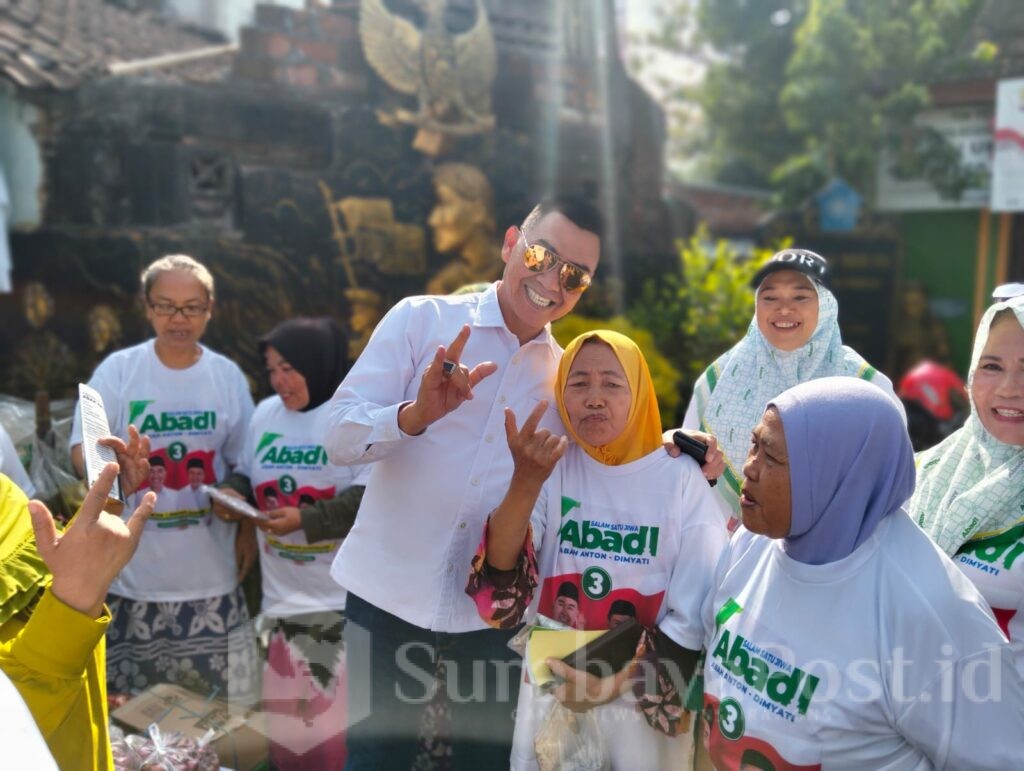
left=520, top=229, right=592, bottom=294
left=148, top=301, right=209, bottom=318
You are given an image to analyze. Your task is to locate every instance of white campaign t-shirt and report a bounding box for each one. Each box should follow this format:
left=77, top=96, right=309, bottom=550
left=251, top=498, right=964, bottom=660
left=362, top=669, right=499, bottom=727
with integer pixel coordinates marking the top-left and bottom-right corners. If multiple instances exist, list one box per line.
left=699, top=512, right=1024, bottom=771
left=70, top=340, right=254, bottom=601
left=954, top=521, right=1024, bottom=679
left=240, top=396, right=367, bottom=618
left=511, top=446, right=729, bottom=771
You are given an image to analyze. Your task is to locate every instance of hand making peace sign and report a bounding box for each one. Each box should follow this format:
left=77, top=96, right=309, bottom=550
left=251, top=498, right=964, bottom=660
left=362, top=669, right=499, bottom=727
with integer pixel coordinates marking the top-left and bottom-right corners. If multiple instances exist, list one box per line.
left=398, top=324, right=499, bottom=435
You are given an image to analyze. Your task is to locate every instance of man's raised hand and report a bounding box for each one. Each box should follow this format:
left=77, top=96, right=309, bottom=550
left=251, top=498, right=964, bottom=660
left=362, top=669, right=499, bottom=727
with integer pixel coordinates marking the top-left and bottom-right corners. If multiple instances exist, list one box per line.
left=398, top=324, right=498, bottom=435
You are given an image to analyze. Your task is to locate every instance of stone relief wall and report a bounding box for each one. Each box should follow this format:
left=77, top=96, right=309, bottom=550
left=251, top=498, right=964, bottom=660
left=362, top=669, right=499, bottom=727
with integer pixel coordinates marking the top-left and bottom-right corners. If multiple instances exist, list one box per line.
left=3, top=0, right=673, bottom=402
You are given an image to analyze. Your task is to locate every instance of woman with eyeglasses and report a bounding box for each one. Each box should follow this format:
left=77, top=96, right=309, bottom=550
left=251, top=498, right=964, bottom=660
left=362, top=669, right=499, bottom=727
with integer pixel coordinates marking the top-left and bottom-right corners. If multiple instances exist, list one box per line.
left=682, top=249, right=903, bottom=530
left=69, top=254, right=259, bottom=703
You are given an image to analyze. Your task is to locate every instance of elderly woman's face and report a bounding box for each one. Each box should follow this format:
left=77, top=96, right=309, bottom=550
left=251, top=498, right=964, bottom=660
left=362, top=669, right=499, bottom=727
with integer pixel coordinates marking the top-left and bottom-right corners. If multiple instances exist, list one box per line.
left=740, top=407, right=792, bottom=538
left=145, top=270, right=212, bottom=350
left=562, top=341, right=632, bottom=447
left=756, top=270, right=819, bottom=351
left=972, top=313, right=1024, bottom=446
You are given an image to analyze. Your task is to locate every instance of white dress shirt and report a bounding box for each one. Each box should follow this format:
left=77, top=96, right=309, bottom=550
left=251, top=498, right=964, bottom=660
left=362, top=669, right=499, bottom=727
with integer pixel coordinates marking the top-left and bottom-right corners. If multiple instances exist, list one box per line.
left=327, top=284, right=564, bottom=632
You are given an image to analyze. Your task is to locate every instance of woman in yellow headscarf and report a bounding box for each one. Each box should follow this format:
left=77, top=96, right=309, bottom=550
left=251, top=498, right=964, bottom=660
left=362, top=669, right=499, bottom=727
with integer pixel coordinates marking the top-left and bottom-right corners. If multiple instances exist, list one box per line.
left=466, top=330, right=728, bottom=771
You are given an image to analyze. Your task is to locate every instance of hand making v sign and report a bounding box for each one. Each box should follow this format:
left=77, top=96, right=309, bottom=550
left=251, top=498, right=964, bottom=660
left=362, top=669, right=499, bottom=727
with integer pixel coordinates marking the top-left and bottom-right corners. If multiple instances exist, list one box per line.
left=398, top=324, right=499, bottom=436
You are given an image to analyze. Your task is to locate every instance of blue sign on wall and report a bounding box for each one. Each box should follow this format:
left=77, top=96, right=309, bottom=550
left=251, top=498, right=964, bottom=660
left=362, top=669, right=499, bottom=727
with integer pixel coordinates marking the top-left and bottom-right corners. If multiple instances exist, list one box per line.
left=816, top=178, right=862, bottom=232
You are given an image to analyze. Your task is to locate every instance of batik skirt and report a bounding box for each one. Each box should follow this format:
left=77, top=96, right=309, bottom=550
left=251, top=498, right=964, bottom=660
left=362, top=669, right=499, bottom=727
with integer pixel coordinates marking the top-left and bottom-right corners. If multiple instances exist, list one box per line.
left=105, top=586, right=260, bottom=705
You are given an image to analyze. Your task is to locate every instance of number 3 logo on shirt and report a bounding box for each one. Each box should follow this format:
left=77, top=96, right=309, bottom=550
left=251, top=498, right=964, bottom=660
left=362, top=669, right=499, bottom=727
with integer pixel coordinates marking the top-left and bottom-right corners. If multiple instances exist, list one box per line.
left=581, top=566, right=611, bottom=600
left=717, top=697, right=745, bottom=741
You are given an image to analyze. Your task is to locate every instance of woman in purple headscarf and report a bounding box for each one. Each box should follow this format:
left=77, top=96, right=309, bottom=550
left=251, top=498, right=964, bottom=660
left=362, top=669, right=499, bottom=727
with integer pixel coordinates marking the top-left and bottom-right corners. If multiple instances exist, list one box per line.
left=684, top=376, right=1023, bottom=770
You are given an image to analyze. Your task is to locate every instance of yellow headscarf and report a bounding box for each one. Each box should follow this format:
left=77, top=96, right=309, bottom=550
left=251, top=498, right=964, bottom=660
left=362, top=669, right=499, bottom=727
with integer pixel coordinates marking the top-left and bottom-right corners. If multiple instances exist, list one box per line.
left=556, top=330, right=663, bottom=465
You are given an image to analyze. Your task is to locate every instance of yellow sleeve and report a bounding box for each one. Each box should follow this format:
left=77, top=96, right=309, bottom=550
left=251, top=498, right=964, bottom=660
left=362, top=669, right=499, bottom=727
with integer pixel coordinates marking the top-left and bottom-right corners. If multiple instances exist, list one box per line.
left=0, top=589, right=112, bottom=771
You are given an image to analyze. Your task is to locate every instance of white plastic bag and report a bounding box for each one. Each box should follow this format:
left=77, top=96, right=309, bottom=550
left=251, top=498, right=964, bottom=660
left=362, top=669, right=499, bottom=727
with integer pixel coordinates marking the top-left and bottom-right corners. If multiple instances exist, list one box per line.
left=534, top=701, right=607, bottom=771
left=0, top=394, right=80, bottom=503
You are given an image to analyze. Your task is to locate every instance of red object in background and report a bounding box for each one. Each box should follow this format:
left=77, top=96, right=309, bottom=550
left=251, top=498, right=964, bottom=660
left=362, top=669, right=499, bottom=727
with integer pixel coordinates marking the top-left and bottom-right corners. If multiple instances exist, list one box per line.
left=107, top=692, right=132, bottom=710
left=898, top=361, right=967, bottom=421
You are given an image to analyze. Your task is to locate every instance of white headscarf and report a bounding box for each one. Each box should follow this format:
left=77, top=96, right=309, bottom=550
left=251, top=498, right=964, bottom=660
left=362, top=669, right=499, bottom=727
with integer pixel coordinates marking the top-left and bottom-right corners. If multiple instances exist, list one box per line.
left=691, top=283, right=879, bottom=512
left=911, top=296, right=1024, bottom=554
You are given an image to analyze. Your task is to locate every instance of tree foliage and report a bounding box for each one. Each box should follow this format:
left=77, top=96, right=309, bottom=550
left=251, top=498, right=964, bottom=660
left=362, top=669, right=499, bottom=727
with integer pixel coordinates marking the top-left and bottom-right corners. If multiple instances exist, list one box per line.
left=629, top=230, right=779, bottom=408
left=648, top=0, right=990, bottom=204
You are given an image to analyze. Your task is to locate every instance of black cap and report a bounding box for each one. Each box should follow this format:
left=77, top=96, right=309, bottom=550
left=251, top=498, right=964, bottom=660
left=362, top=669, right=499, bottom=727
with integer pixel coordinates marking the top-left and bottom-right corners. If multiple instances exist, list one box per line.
left=751, top=249, right=829, bottom=289
left=556, top=581, right=579, bottom=602
left=186, top=457, right=205, bottom=470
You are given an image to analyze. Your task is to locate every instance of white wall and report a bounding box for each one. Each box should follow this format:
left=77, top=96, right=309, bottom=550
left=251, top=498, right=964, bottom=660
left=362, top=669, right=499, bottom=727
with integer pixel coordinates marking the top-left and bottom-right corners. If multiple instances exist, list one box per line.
left=0, top=87, right=43, bottom=228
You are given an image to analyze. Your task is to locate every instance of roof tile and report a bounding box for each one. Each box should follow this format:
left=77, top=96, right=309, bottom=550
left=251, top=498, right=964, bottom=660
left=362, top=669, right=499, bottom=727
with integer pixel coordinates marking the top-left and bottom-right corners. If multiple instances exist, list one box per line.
left=0, top=0, right=230, bottom=90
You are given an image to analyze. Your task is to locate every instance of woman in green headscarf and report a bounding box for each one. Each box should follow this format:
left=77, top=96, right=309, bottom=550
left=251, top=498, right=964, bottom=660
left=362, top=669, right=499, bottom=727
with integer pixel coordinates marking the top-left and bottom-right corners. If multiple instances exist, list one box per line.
left=466, top=330, right=728, bottom=770
left=683, top=250, right=902, bottom=529
left=912, top=294, right=1024, bottom=677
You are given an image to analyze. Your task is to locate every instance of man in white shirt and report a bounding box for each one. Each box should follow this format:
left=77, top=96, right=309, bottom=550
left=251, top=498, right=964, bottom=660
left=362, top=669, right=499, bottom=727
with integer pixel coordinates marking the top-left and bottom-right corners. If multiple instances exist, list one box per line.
left=326, top=196, right=602, bottom=770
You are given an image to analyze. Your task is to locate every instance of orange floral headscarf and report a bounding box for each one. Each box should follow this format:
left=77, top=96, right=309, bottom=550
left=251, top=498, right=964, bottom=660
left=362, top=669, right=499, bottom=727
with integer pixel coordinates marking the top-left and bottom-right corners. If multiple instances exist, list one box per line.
left=556, top=330, right=663, bottom=465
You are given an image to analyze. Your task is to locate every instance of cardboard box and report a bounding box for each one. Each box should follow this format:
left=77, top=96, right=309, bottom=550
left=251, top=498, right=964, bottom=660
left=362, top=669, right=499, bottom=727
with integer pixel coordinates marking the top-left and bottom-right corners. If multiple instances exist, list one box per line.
left=112, top=684, right=267, bottom=771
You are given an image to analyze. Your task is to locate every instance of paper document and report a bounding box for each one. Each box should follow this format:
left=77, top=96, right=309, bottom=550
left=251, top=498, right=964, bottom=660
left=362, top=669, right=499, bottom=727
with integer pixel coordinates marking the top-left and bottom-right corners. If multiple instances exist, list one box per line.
left=203, top=485, right=269, bottom=521
left=77, top=383, right=125, bottom=513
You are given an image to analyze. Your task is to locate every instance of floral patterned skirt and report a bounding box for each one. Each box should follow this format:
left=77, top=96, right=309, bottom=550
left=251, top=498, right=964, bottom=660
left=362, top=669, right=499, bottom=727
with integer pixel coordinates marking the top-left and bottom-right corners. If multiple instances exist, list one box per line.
left=105, top=587, right=260, bottom=705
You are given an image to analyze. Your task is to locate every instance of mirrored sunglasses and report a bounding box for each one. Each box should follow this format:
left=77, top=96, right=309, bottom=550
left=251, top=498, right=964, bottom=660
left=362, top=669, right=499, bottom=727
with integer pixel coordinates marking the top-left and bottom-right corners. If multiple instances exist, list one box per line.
left=520, top=230, right=592, bottom=293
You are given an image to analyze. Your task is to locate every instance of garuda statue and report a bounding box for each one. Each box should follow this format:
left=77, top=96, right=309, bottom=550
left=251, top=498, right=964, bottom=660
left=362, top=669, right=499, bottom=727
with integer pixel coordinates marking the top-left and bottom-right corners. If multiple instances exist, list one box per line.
left=360, top=0, right=496, bottom=148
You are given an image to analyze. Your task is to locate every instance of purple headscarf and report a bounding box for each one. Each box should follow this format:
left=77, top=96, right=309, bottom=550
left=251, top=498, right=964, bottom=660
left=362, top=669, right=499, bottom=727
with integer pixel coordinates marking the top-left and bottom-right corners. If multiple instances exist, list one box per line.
left=769, top=376, right=916, bottom=565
